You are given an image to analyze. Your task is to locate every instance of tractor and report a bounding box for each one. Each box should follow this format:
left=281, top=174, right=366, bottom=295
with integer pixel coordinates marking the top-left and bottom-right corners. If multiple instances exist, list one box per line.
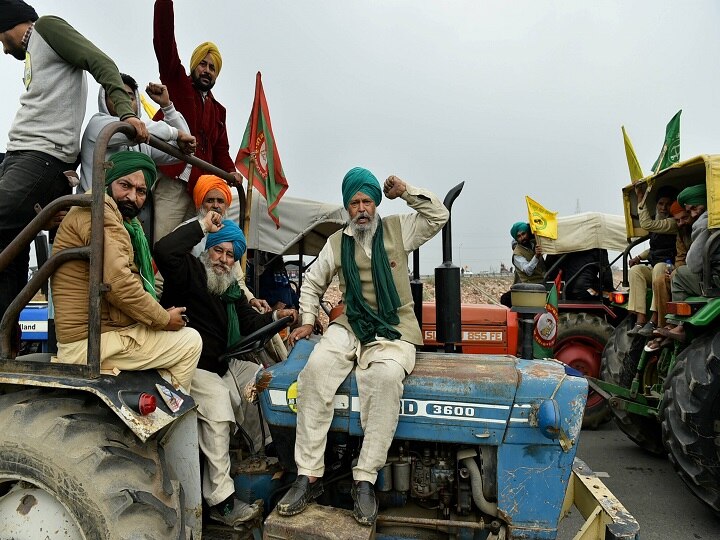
left=595, top=154, right=720, bottom=514
left=419, top=212, right=630, bottom=429
left=0, top=122, right=638, bottom=539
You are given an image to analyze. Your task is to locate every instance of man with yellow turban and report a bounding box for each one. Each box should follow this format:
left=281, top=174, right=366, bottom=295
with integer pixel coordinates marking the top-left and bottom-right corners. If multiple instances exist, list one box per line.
left=51, top=151, right=202, bottom=392
left=276, top=169, right=448, bottom=526
left=152, top=0, right=243, bottom=245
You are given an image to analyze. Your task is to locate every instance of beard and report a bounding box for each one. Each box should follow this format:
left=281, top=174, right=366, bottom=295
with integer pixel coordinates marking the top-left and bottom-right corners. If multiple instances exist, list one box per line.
left=192, top=73, right=215, bottom=92
left=199, top=251, right=236, bottom=295
left=8, top=45, right=25, bottom=61
left=117, top=200, right=141, bottom=219
left=349, top=212, right=380, bottom=253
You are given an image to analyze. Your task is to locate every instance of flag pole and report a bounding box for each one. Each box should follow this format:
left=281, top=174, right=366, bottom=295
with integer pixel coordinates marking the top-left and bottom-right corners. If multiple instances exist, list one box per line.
left=241, top=156, right=255, bottom=274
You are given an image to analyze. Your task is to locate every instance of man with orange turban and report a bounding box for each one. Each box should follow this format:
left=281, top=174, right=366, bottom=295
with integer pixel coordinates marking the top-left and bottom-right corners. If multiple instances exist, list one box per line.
left=152, top=0, right=243, bottom=243
left=189, top=175, right=272, bottom=314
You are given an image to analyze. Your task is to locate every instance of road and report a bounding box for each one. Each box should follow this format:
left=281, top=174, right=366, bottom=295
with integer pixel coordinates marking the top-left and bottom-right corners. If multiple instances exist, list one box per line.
left=557, top=420, right=719, bottom=540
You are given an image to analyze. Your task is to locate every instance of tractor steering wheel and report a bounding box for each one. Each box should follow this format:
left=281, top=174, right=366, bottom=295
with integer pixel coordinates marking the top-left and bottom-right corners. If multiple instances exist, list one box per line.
left=218, top=316, right=294, bottom=363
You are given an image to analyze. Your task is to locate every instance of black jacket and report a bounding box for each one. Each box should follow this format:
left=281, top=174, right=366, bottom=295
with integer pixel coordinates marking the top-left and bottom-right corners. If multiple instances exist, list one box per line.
left=154, top=220, right=273, bottom=376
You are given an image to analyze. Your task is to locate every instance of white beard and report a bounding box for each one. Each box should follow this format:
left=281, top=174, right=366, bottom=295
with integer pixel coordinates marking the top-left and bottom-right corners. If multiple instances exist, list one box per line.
left=199, top=251, right=236, bottom=295
left=349, top=212, right=380, bottom=253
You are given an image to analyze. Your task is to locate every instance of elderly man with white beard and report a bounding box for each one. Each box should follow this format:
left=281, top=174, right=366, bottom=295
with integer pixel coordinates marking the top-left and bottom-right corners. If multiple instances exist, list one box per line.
left=154, top=212, right=297, bottom=527
left=276, top=167, right=448, bottom=526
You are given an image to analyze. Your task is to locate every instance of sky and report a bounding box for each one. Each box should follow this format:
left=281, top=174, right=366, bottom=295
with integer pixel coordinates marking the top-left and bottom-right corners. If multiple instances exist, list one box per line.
left=2, top=1, right=720, bottom=274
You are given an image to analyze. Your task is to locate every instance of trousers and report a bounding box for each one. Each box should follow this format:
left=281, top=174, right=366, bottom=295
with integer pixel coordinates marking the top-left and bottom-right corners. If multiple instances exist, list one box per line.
left=55, top=324, right=202, bottom=392
left=0, top=151, right=72, bottom=324
left=294, top=324, right=414, bottom=484
left=628, top=262, right=670, bottom=324
left=191, top=359, right=270, bottom=506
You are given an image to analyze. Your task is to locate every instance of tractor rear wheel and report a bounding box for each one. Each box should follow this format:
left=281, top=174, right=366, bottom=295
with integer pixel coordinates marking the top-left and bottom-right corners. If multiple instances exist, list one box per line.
left=0, top=388, right=186, bottom=539
left=601, top=316, right=664, bottom=455
left=554, top=312, right=613, bottom=429
left=662, top=334, right=720, bottom=514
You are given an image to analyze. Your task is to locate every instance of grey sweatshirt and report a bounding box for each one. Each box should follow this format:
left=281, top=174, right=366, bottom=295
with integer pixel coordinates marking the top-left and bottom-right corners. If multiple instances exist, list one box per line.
left=79, top=86, right=191, bottom=192
left=7, top=16, right=136, bottom=163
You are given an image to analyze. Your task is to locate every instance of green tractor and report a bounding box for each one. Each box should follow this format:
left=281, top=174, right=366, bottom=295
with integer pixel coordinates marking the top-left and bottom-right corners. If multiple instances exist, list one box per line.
left=595, top=154, right=720, bottom=513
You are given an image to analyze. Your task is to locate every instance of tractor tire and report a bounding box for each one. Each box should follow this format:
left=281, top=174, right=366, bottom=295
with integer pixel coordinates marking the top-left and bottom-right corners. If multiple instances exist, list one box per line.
left=662, top=334, right=720, bottom=514
left=554, top=312, right=613, bottom=429
left=600, top=316, right=664, bottom=455
left=0, top=388, right=186, bottom=539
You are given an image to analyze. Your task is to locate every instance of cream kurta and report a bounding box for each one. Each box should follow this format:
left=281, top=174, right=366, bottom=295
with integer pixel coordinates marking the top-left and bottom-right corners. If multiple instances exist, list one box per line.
left=294, top=183, right=448, bottom=483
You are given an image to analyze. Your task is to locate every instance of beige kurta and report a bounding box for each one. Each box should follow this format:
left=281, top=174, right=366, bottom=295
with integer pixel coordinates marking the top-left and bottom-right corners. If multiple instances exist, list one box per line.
left=294, top=183, right=449, bottom=483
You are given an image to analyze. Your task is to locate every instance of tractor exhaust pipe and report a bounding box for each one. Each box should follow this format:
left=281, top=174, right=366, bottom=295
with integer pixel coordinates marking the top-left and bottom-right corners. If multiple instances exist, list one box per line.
left=435, top=182, right=465, bottom=351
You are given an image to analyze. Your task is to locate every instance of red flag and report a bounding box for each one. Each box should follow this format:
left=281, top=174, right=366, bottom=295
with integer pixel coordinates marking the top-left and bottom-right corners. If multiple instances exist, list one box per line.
left=235, top=72, right=289, bottom=227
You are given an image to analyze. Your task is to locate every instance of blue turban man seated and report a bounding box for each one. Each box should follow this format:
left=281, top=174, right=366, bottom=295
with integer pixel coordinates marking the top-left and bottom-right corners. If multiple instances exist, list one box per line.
left=154, top=212, right=297, bottom=527
left=276, top=168, right=449, bottom=525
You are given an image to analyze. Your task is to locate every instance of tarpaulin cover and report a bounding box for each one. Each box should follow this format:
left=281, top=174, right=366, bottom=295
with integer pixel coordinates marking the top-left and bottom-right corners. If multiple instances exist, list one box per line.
left=537, top=212, right=628, bottom=254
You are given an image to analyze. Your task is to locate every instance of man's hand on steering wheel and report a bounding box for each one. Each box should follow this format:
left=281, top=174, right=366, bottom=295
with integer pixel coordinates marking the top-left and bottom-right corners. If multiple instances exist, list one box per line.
left=275, top=308, right=298, bottom=326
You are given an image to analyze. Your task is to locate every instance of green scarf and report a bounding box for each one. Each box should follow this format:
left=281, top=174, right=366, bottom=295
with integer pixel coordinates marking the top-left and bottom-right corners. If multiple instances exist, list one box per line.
left=221, top=281, right=244, bottom=347
left=341, top=219, right=402, bottom=344
left=123, top=217, right=157, bottom=300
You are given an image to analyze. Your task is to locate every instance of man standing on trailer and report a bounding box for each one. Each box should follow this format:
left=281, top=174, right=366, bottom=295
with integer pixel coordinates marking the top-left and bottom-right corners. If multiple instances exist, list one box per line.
left=0, top=0, right=148, bottom=344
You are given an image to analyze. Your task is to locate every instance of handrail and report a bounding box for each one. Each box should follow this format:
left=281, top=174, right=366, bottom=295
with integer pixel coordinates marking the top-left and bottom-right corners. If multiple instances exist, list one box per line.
left=621, top=236, right=649, bottom=287
left=0, top=120, right=241, bottom=376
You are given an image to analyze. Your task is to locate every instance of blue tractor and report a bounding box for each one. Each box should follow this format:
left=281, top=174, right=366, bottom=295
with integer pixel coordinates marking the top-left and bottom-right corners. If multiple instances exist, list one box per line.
left=0, top=123, right=637, bottom=539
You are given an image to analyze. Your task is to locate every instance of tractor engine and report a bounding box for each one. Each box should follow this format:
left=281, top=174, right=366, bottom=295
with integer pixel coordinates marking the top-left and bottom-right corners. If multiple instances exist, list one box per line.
left=259, top=339, right=587, bottom=539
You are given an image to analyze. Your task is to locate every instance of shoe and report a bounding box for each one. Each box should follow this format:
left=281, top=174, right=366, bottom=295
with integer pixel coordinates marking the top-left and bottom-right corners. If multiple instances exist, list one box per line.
left=276, top=475, right=323, bottom=516
left=637, top=321, right=656, bottom=337
left=209, top=498, right=262, bottom=528
left=351, top=481, right=378, bottom=526
left=627, top=323, right=643, bottom=336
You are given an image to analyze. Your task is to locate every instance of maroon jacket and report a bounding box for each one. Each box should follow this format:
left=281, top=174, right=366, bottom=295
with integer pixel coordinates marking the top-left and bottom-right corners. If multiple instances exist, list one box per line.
left=153, top=0, right=236, bottom=193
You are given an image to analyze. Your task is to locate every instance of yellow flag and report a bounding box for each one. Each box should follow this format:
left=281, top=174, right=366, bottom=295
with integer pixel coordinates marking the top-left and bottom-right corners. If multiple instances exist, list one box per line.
left=622, top=126, right=644, bottom=183
left=140, top=94, right=158, bottom=120
left=525, top=196, right=558, bottom=239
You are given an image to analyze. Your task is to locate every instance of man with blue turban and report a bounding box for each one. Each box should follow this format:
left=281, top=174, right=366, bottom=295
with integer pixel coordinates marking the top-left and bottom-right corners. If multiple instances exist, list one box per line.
left=510, top=221, right=546, bottom=284
left=277, top=168, right=448, bottom=526
left=51, top=151, right=202, bottom=393
left=155, top=211, right=297, bottom=527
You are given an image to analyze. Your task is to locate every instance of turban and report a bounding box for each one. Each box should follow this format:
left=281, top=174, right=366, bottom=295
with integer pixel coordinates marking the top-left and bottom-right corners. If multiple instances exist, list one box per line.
left=670, top=201, right=684, bottom=216
left=678, top=184, right=707, bottom=207
left=190, top=42, right=222, bottom=76
left=105, top=151, right=157, bottom=189
left=510, top=222, right=530, bottom=239
left=193, top=174, right=232, bottom=209
left=0, top=0, right=38, bottom=33
left=341, top=167, right=382, bottom=209
left=206, top=220, right=246, bottom=260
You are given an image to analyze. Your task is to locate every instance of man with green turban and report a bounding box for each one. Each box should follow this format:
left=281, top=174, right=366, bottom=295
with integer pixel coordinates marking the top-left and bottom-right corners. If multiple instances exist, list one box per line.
left=277, top=168, right=449, bottom=526
left=510, top=221, right=546, bottom=284
left=51, top=151, right=202, bottom=392
left=658, top=183, right=714, bottom=342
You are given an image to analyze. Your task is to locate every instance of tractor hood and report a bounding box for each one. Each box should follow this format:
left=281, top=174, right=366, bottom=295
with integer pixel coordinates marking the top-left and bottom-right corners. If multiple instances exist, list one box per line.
left=260, top=339, right=586, bottom=448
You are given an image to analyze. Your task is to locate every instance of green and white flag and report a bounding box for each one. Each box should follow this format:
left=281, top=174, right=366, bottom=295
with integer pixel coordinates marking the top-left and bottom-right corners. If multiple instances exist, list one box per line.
left=651, top=110, right=681, bottom=174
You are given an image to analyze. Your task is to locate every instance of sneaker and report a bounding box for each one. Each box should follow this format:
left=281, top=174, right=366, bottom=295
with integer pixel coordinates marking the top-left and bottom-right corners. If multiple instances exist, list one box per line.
left=627, top=323, right=643, bottom=336
left=276, top=475, right=323, bottom=516
left=351, top=481, right=378, bottom=526
left=209, top=498, right=262, bottom=527
left=637, top=321, right=656, bottom=337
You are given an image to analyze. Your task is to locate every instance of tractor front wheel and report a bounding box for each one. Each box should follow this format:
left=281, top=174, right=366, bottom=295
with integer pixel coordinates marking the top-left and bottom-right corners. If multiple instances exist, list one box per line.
left=601, top=316, right=664, bottom=455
